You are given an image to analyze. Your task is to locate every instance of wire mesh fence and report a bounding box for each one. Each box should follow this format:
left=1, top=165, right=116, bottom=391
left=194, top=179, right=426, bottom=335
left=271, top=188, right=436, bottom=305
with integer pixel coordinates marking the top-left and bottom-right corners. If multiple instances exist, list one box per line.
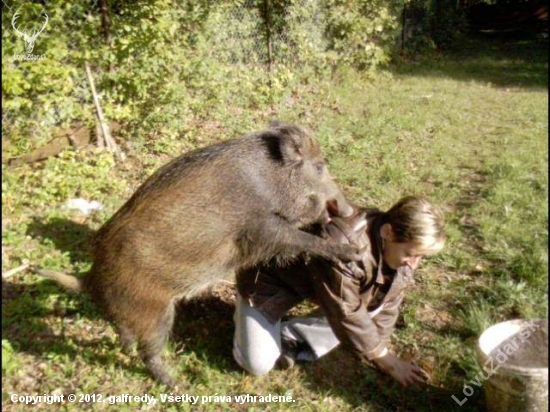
left=207, top=0, right=329, bottom=69
left=2, top=0, right=334, bottom=154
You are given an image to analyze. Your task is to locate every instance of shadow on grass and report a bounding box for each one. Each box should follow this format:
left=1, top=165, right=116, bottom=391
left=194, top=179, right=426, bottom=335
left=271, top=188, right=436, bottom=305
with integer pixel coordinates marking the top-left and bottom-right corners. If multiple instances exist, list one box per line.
left=299, top=347, right=487, bottom=412
left=26, top=216, right=96, bottom=266
left=172, top=284, right=490, bottom=410
left=3, top=218, right=108, bottom=359
left=1, top=279, right=240, bottom=382
left=6, top=214, right=239, bottom=381
left=4, top=217, right=137, bottom=375
left=173, top=287, right=238, bottom=374
left=171, top=286, right=488, bottom=410
left=393, top=31, right=548, bottom=89
left=3, top=217, right=240, bottom=381
left=1, top=279, right=118, bottom=365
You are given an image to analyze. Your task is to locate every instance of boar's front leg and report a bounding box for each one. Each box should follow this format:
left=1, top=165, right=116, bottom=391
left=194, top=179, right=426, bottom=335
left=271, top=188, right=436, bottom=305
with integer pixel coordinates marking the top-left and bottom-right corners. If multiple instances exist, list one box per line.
left=236, top=216, right=363, bottom=268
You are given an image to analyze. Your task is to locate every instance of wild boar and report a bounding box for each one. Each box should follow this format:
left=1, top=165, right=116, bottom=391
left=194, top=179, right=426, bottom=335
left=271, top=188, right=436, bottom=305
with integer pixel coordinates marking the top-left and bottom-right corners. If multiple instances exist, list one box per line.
left=38, top=122, right=359, bottom=386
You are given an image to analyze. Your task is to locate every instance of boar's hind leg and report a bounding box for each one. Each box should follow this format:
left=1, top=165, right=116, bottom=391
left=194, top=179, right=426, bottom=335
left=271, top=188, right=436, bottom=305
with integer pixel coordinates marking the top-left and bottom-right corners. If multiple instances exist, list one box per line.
left=117, top=325, right=137, bottom=354
left=136, top=300, right=176, bottom=387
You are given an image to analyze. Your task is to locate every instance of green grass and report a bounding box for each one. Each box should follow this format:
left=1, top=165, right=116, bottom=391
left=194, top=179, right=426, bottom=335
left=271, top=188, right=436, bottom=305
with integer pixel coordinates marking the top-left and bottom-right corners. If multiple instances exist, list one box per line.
left=2, top=32, right=548, bottom=411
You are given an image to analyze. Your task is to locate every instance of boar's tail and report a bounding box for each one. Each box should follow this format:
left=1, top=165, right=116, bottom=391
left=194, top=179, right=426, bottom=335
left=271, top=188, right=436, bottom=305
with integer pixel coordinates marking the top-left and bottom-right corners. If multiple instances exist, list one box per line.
left=35, top=268, right=83, bottom=293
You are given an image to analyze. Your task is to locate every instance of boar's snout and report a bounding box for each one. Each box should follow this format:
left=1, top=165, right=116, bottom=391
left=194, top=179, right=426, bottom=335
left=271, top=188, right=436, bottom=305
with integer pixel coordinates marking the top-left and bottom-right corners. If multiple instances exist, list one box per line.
left=338, top=201, right=354, bottom=217
left=327, top=198, right=354, bottom=218
left=320, top=173, right=353, bottom=218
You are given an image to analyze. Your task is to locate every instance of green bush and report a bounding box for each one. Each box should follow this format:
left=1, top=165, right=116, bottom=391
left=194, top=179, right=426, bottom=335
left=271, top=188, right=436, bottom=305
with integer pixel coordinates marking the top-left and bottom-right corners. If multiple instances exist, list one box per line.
left=3, top=0, right=416, bottom=158
left=323, top=0, right=403, bottom=70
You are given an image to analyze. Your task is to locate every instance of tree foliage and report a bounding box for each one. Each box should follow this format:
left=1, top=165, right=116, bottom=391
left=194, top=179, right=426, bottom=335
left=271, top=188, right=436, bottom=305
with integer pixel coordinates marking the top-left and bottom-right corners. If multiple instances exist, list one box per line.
left=2, top=0, right=463, bottom=159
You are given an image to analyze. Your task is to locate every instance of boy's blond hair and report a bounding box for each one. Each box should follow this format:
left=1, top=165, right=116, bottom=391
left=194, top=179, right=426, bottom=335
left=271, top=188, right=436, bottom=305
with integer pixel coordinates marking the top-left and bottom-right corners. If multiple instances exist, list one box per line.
left=385, top=196, right=446, bottom=253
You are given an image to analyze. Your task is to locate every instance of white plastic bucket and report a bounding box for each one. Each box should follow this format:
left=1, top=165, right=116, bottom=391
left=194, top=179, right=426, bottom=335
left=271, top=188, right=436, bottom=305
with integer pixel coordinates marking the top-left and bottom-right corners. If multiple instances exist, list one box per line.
left=477, top=319, right=548, bottom=412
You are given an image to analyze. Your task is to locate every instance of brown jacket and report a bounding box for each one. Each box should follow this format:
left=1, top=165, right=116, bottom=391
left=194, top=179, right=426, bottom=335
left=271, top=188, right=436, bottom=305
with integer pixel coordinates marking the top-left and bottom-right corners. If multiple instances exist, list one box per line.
left=236, top=208, right=415, bottom=362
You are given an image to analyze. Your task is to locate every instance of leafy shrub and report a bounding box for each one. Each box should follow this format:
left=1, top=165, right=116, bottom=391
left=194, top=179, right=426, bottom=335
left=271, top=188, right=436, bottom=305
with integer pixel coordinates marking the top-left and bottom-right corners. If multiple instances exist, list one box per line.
left=2, top=0, right=416, bottom=158
left=323, top=0, right=403, bottom=70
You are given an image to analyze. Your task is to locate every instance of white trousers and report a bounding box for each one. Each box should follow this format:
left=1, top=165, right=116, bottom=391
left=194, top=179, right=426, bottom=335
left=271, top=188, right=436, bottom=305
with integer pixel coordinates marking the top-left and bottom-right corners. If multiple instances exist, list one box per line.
left=232, top=294, right=340, bottom=375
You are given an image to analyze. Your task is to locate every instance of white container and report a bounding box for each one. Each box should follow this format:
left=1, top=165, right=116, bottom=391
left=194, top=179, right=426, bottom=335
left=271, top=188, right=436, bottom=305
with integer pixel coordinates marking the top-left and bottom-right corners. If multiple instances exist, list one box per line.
left=477, top=319, right=548, bottom=412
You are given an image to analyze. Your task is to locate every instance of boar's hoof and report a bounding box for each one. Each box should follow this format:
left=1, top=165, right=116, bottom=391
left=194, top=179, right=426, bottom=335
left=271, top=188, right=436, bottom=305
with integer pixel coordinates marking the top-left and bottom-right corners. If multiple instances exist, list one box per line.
left=144, top=356, right=176, bottom=387
left=155, top=370, right=176, bottom=388
left=332, top=244, right=364, bottom=263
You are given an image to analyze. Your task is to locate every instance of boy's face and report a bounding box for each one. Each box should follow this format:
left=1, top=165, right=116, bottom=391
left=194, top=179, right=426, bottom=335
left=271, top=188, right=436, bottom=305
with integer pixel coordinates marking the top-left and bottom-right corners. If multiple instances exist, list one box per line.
left=383, top=240, right=426, bottom=270
left=380, top=223, right=436, bottom=270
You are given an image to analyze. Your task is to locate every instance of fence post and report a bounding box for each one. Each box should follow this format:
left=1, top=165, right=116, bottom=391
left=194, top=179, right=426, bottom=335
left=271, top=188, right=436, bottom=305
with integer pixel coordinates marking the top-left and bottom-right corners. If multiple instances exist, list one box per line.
left=401, top=0, right=407, bottom=52
left=265, top=0, right=273, bottom=73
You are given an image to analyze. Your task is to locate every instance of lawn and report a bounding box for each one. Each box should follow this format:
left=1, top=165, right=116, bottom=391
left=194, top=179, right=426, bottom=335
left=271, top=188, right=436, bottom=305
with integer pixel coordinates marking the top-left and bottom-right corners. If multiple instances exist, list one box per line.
left=2, top=32, right=548, bottom=411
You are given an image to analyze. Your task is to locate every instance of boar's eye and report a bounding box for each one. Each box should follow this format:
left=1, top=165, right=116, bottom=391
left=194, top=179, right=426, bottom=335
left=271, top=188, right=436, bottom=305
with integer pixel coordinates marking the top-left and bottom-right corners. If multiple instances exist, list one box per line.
left=314, top=162, right=325, bottom=175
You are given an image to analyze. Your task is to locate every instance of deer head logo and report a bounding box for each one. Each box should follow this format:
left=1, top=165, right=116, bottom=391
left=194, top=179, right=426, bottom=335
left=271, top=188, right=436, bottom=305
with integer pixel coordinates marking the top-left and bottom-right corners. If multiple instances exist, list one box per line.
left=11, top=9, right=49, bottom=54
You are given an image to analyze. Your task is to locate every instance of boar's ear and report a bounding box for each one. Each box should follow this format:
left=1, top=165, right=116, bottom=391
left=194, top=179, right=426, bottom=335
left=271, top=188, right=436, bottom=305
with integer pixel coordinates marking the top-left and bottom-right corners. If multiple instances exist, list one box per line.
left=261, top=125, right=306, bottom=164
left=278, top=127, right=308, bottom=164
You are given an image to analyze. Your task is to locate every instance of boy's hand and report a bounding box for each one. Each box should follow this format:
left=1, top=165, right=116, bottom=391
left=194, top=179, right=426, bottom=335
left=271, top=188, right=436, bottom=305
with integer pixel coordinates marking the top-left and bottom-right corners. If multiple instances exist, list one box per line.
left=372, top=352, right=428, bottom=387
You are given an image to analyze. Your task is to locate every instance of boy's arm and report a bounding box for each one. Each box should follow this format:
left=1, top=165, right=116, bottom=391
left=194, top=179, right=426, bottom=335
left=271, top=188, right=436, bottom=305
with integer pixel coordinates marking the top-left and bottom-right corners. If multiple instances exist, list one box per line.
left=311, top=261, right=389, bottom=361
left=311, top=260, right=427, bottom=387
left=371, top=292, right=404, bottom=345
